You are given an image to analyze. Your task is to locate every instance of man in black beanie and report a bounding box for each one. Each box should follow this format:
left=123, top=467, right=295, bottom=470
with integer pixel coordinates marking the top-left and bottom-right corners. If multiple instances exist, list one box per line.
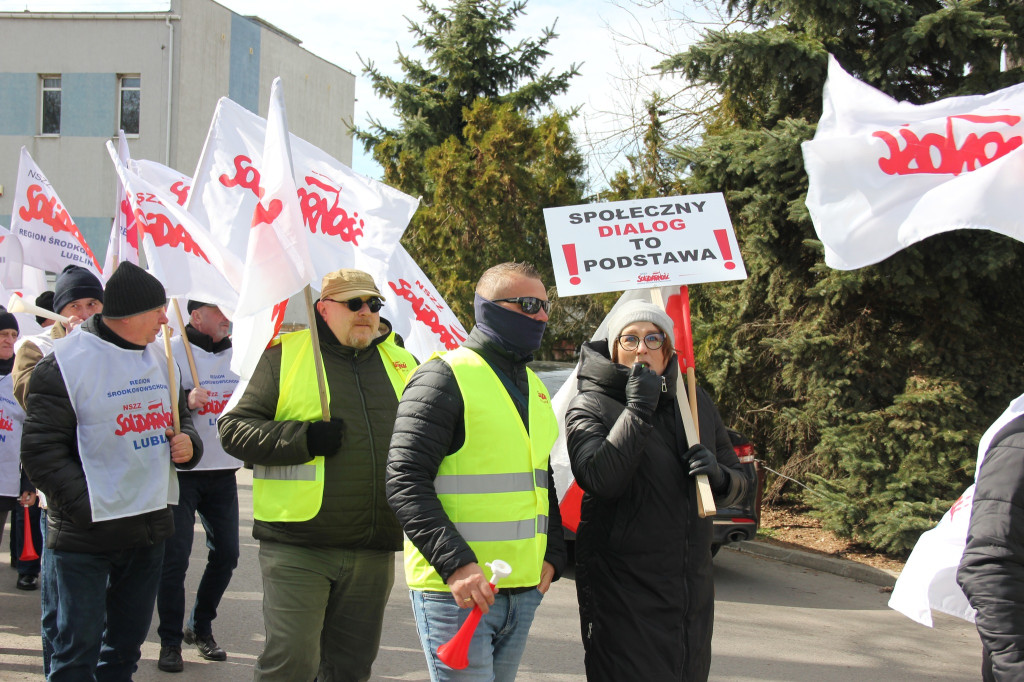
left=22, top=261, right=203, bottom=681
left=13, top=264, right=103, bottom=408
left=0, top=312, right=40, bottom=593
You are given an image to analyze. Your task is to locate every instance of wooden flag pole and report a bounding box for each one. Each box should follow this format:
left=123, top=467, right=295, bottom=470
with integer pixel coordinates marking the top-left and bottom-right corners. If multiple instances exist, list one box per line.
left=650, top=288, right=716, bottom=518
left=171, top=299, right=202, bottom=391
left=162, top=324, right=181, bottom=434
left=303, top=285, right=331, bottom=422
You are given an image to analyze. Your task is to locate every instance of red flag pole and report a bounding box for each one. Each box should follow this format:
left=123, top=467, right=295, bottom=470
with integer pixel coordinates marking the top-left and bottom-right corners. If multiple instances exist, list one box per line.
left=658, top=286, right=715, bottom=517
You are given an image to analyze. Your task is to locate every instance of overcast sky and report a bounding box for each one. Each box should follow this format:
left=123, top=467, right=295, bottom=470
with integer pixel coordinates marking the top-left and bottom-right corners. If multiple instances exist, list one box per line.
left=1, top=0, right=706, bottom=189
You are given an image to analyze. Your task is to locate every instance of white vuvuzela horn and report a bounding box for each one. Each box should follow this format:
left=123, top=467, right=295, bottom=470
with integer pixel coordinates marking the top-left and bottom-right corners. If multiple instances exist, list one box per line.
left=6, top=294, right=70, bottom=325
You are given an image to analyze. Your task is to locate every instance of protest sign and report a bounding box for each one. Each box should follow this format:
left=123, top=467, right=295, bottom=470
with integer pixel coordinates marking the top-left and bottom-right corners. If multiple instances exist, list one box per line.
left=543, top=193, right=746, bottom=296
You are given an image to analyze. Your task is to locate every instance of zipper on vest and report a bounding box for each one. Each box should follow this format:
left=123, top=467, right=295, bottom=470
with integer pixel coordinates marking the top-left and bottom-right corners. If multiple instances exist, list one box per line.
left=352, top=351, right=377, bottom=533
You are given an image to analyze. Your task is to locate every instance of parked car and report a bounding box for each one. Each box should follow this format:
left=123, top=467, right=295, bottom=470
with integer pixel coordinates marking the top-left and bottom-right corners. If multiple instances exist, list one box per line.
left=531, top=361, right=763, bottom=556
left=713, top=429, right=763, bottom=555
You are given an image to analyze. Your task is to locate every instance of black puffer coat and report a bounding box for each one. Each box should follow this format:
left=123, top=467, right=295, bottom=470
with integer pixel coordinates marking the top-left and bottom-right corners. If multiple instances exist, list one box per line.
left=386, top=326, right=567, bottom=583
left=565, top=341, right=747, bottom=682
left=21, top=316, right=202, bottom=553
left=957, top=413, right=1024, bottom=680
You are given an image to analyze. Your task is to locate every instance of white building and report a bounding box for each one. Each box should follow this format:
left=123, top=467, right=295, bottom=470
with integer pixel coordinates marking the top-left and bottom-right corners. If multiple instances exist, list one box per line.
left=0, top=0, right=356, bottom=258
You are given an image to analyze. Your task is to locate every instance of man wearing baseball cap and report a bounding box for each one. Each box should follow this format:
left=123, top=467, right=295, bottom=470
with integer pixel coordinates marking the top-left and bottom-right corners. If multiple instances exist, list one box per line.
left=22, top=262, right=203, bottom=680
left=219, top=268, right=417, bottom=681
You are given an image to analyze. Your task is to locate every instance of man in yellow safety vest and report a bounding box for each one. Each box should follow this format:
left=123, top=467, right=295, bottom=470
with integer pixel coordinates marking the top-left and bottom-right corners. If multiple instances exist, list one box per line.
left=219, top=268, right=417, bottom=682
left=386, top=261, right=567, bottom=682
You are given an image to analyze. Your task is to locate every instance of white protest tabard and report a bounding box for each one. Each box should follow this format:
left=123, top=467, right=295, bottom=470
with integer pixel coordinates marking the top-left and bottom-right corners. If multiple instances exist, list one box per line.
left=803, top=55, right=1024, bottom=270
left=543, top=194, right=746, bottom=297
left=106, top=142, right=242, bottom=312
left=188, top=95, right=418, bottom=282
left=10, top=147, right=103, bottom=277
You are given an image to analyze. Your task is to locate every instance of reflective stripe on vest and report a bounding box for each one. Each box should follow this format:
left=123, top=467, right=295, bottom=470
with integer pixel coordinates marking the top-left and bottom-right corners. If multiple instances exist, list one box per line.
left=252, top=329, right=416, bottom=522
left=404, top=346, right=559, bottom=590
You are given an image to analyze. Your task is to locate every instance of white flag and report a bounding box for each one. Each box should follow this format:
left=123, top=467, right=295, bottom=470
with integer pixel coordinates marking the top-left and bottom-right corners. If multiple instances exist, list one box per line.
left=10, top=147, right=103, bottom=277
left=106, top=142, right=242, bottom=311
left=103, top=131, right=140, bottom=275
left=188, top=95, right=418, bottom=280
left=233, top=78, right=313, bottom=319
left=802, top=55, right=1024, bottom=270
left=370, top=245, right=468, bottom=360
left=889, top=392, right=1024, bottom=626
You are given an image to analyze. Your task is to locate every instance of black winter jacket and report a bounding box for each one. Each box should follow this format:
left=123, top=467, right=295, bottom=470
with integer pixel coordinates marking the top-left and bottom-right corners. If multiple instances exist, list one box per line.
left=958, top=413, right=1024, bottom=680
left=386, top=326, right=567, bottom=585
left=566, top=341, right=747, bottom=682
left=218, top=316, right=407, bottom=550
left=21, top=316, right=203, bottom=553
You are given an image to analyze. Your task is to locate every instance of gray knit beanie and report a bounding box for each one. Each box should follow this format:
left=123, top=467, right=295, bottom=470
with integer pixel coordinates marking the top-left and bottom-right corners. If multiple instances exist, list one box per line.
left=606, top=300, right=675, bottom=357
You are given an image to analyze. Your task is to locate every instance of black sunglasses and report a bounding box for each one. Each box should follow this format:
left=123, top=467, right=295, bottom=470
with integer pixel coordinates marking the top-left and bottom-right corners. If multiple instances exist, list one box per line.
left=493, top=297, right=551, bottom=315
left=333, top=297, right=384, bottom=313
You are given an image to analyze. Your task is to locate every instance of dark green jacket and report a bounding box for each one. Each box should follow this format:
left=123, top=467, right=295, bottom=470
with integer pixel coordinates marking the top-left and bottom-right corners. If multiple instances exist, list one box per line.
left=219, top=317, right=405, bottom=550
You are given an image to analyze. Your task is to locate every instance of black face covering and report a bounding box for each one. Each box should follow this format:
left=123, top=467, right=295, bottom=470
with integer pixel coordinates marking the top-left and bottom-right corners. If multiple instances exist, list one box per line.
left=474, top=293, right=547, bottom=357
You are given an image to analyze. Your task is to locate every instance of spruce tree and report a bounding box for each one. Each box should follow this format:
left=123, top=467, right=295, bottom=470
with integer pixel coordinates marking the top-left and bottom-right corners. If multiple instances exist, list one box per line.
left=355, top=0, right=590, bottom=351
left=655, top=0, right=1024, bottom=553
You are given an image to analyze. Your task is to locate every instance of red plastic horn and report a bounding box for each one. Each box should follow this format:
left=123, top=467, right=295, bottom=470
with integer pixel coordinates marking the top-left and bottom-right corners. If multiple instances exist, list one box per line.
left=436, top=560, right=512, bottom=670
left=19, top=505, right=39, bottom=562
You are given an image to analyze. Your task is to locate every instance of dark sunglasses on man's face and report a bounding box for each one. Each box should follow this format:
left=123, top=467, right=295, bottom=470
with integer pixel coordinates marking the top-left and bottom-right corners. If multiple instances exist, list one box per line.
left=340, top=297, right=384, bottom=313
left=492, top=297, right=551, bottom=315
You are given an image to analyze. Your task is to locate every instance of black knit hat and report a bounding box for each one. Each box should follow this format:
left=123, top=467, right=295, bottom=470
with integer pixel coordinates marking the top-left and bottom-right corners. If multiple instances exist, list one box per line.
left=103, top=262, right=167, bottom=319
left=0, top=310, right=18, bottom=334
left=53, top=265, right=104, bottom=315
left=34, top=291, right=55, bottom=326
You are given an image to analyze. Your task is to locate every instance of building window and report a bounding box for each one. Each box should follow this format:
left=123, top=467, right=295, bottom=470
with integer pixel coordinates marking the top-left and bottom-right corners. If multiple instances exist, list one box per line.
left=120, top=76, right=141, bottom=136
left=41, top=76, right=61, bottom=135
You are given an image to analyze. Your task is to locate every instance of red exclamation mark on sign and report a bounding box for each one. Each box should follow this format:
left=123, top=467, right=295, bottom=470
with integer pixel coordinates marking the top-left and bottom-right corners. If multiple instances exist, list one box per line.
left=562, top=243, right=582, bottom=285
left=714, top=229, right=736, bottom=270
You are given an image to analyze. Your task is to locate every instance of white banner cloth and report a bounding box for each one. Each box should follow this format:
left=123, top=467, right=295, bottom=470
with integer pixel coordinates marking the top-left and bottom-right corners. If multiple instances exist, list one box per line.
left=889, top=392, right=1024, bottom=626
left=803, top=55, right=1024, bottom=270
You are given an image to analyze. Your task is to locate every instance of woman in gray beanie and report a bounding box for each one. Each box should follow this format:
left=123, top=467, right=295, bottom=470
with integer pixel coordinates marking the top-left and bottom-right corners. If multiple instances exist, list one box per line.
left=565, top=298, right=749, bottom=682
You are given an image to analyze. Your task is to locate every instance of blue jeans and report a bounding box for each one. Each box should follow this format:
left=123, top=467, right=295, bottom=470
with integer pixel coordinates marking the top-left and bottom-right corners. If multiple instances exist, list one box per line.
left=48, top=543, right=165, bottom=682
left=40, top=511, right=57, bottom=677
left=157, top=470, right=239, bottom=645
left=410, top=588, right=543, bottom=682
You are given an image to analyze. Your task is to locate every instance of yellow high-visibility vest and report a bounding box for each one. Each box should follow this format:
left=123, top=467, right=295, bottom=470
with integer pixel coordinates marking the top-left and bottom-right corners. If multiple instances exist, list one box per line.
left=405, top=346, right=558, bottom=590
left=252, top=329, right=416, bottom=522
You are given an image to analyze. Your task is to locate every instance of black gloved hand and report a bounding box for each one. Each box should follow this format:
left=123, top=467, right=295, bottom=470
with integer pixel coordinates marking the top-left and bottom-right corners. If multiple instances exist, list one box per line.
left=306, top=418, right=345, bottom=458
left=625, top=362, right=662, bottom=419
left=685, top=444, right=726, bottom=490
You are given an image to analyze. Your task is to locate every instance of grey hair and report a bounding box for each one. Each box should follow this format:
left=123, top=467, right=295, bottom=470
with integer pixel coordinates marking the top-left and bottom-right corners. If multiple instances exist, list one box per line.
left=475, top=262, right=542, bottom=300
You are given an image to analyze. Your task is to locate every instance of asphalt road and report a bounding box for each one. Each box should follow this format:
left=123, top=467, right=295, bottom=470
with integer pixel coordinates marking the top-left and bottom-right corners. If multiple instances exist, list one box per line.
left=0, top=470, right=981, bottom=680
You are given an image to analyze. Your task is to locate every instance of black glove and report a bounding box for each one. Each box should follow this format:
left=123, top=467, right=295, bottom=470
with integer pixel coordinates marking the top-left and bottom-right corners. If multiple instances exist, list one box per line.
left=306, top=418, right=345, bottom=457
left=625, top=362, right=662, bottom=418
left=685, top=444, right=726, bottom=490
